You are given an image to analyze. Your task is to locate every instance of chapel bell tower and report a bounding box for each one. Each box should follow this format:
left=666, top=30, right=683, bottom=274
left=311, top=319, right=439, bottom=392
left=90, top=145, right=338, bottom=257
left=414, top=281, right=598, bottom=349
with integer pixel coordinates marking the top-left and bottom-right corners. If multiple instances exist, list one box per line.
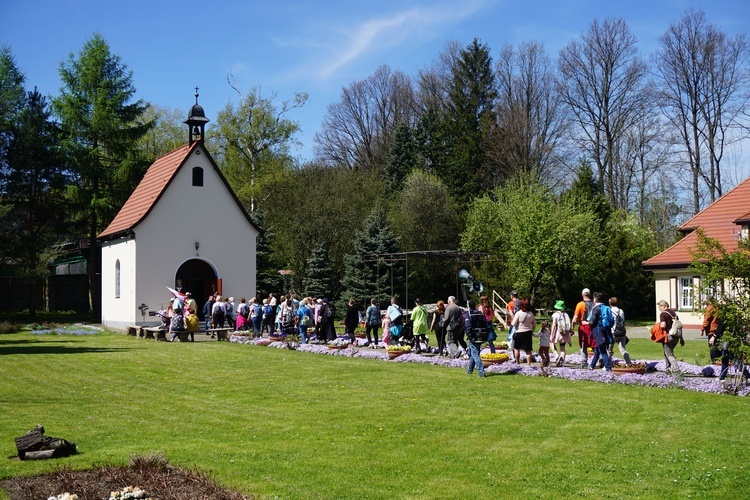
left=185, top=87, right=210, bottom=145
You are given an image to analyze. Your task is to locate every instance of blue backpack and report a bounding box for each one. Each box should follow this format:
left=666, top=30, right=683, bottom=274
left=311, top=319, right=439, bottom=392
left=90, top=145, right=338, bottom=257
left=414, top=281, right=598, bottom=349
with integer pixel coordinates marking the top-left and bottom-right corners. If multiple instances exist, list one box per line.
left=599, top=305, right=613, bottom=328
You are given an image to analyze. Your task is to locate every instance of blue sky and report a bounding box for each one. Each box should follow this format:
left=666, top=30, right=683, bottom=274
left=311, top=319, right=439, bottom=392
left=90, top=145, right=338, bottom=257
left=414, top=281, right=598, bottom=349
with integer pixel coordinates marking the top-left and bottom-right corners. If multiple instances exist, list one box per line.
left=2, top=0, right=749, bottom=163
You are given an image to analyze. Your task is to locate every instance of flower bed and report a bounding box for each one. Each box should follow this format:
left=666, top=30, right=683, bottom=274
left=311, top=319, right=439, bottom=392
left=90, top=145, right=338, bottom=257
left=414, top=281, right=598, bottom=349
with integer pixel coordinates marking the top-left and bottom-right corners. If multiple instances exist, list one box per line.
left=229, top=336, right=749, bottom=396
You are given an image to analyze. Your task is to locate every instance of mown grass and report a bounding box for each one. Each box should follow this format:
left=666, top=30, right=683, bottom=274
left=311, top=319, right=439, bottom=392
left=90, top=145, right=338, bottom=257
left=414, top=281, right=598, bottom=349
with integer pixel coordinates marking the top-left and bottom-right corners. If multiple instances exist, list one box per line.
left=1, top=330, right=748, bottom=499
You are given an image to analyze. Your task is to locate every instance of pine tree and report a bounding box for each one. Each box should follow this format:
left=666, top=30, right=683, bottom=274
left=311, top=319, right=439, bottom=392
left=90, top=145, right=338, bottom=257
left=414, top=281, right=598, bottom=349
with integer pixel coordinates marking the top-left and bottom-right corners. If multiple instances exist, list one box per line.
left=1, top=89, right=67, bottom=317
left=251, top=209, right=282, bottom=300
left=340, top=206, right=401, bottom=309
left=52, top=33, right=153, bottom=318
left=384, top=123, right=419, bottom=193
left=302, top=242, right=333, bottom=298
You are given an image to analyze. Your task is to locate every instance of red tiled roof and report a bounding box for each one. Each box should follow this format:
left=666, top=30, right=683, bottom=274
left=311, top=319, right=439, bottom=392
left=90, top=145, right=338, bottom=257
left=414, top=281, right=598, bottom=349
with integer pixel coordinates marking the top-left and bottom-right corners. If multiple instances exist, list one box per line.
left=736, top=210, right=750, bottom=224
left=643, top=177, right=750, bottom=269
left=98, top=144, right=195, bottom=239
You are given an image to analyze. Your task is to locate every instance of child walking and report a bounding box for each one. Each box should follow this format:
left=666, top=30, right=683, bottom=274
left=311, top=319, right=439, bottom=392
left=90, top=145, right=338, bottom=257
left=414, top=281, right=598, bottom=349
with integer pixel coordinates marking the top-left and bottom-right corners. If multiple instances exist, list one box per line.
left=533, top=321, right=552, bottom=367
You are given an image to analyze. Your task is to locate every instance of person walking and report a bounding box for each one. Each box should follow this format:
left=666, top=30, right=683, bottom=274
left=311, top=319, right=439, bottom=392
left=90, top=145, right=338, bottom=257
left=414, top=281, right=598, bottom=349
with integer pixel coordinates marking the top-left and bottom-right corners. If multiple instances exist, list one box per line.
left=443, top=296, right=463, bottom=359
left=572, top=288, right=594, bottom=368
left=387, top=296, right=404, bottom=344
left=364, top=298, right=381, bottom=348
left=608, top=297, right=632, bottom=366
left=654, top=300, right=683, bottom=375
left=430, top=300, right=446, bottom=356
left=465, top=300, right=487, bottom=377
left=410, top=298, right=430, bottom=353
left=588, top=292, right=613, bottom=371
left=550, top=300, right=572, bottom=366
left=479, top=295, right=497, bottom=353
left=511, top=299, right=536, bottom=366
left=344, top=298, right=360, bottom=342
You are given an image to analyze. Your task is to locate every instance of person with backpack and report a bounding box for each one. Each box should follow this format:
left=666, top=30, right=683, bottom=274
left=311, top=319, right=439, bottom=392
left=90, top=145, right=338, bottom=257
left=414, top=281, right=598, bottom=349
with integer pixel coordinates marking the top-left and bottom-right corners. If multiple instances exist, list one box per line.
left=235, top=297, right=249, bottom=331
left=608, top=297, right=632, bottom=366
left=387, top=296, right=404, bottom=343
left=260, top=299, right=274, bottom=337
left=465, top=300, right=488, bottom=377
left=296, top=298, right=312, bottom=344
left=280, top=297, right=296, bottom=336
left=587, top=292, right=613, bottom=371
left=550, top=300, right=573, bottom=366
left=572, top=288, right=594, bottom=368
left=225, top=297, right=237, bottom=331
left=655, top=300, right=684, bottom=375
left=319, top=298, right=336, bottom=341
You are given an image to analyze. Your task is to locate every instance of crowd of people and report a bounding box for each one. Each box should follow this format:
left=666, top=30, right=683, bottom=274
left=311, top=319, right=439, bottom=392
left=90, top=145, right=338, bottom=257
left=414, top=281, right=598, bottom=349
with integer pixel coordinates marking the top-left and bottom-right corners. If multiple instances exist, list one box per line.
left=156, top=286, right=746, bottom=382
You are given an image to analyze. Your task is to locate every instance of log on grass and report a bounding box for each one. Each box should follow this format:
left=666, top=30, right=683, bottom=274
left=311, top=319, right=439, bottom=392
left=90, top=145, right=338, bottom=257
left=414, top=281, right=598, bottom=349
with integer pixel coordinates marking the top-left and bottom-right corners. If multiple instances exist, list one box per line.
left=14, top=425, right=77, bottom=460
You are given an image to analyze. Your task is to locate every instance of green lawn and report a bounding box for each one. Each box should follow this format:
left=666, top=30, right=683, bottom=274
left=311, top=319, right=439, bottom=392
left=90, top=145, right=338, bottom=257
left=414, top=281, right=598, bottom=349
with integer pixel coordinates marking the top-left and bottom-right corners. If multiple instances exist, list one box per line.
left=1, top=330, right=748, bottom=499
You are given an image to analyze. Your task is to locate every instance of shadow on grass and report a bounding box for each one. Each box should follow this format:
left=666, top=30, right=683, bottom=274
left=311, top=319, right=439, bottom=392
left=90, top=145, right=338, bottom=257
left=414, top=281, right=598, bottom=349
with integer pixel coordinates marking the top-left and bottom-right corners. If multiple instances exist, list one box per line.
left=0, top=344, right=130, bottom=355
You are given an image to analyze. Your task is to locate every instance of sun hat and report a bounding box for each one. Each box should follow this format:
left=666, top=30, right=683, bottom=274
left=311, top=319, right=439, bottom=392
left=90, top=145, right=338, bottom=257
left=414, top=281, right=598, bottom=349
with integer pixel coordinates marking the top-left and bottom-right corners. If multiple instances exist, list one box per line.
left=554, top=300, right=566, bottom=310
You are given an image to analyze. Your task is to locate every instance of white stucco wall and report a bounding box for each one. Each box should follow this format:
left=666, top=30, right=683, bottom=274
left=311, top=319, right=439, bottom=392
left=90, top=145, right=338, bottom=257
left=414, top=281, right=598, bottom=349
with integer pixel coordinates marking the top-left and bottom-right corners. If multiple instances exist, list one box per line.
left=101, top=237, right=137, bottom=329
left=101, top=145, right=258, bottom=331
left=650, top=270, right=704, bottom=327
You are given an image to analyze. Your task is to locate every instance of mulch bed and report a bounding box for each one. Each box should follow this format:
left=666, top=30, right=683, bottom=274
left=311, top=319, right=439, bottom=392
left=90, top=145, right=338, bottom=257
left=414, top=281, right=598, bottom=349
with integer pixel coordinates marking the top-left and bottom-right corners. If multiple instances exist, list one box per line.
left=1, top=455, right=250, bottom=499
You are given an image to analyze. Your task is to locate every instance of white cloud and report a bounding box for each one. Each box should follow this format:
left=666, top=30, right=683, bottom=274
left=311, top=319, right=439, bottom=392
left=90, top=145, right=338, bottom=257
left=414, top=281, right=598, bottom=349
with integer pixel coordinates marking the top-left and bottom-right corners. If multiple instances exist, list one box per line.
left=310, top=1, right=492, bottom=79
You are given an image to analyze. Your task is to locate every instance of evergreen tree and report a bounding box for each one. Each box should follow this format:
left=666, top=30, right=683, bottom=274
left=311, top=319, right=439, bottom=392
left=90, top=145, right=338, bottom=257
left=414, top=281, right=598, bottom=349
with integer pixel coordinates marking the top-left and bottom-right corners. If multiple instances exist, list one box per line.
left=446, top=38, right=498, bottom=207
left=383, top=123, right=419, bottom=193
left=52, top=33, right=153, bottom=318
left=340, top=206, right=401, bottom=310
left=1, top=89, right=67, bottom=317
left=251, top=209, right=282, bottom=301
left=0, top=46, right=26, bottom=180
left=302, top=242, right=333, bottom=298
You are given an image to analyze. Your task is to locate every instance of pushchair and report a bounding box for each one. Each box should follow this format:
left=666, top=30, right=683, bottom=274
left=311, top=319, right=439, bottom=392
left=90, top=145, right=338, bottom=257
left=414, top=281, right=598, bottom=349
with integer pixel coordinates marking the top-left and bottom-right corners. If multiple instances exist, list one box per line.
left=398, top=319, right=431, bottom=353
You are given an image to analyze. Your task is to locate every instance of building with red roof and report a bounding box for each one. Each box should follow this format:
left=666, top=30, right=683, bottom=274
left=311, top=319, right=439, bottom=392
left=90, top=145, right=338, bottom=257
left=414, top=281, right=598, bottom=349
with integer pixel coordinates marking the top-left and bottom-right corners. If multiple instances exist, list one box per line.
left=97, top=95, right=259, bottom=330
left=642, top=177, right=750, bottom=326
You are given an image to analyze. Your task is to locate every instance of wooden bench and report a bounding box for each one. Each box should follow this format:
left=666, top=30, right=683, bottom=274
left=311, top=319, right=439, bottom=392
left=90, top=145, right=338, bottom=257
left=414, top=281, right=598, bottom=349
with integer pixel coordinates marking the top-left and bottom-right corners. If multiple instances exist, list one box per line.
left=126, top=325, right=141, bottom=337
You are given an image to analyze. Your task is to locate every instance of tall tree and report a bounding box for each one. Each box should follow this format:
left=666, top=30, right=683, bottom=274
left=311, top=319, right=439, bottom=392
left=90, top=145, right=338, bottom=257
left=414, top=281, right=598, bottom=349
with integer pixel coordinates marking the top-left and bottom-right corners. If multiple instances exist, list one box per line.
left=340, top=205, right=401, bottom=309
left=315, top=65, right=416, bottom=171
left=446, top=38, right=498, bottom=205
left=462, top=173, right=601, bottom=306
left=52, top=33, right=153, bottom=317
left=493, top=41, right=568, bottom=181
left=653, top=9, right=749, bottom=213
left=212, top=84, right=307, bottom=212
left=1, top=89, right=67, bottom=316
left=558, top=18, right=650, bottom=211
left=0, top=46, right=26, bottom=177
left=302, top=242, right=334, bottom=299
left=383, top=123, right=420, bottom=193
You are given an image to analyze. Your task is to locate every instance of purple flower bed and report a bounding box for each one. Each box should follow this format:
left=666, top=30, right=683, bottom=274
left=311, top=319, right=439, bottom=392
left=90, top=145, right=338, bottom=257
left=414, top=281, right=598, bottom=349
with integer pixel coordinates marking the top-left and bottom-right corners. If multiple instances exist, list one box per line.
left=229, top=337, right=747, bottom=396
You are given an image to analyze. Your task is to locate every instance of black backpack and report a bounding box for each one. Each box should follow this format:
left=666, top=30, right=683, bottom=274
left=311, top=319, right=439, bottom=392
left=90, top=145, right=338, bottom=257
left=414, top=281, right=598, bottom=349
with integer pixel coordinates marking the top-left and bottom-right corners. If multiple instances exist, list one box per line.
left=612, top=308, right=626, bottom=337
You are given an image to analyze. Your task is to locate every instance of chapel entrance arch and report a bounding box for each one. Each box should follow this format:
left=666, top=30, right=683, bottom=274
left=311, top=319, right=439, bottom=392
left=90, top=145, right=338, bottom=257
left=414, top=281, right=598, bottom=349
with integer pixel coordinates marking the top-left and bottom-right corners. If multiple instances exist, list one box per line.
left=175, top=259, right=218, bottom=320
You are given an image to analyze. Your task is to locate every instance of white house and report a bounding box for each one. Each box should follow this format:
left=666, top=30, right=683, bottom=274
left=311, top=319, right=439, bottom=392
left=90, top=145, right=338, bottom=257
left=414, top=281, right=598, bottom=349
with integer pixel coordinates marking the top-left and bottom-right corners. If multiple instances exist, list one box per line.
left=98, top=97, right=259, bottom=330
left=642, top=176, right=750, bottom=327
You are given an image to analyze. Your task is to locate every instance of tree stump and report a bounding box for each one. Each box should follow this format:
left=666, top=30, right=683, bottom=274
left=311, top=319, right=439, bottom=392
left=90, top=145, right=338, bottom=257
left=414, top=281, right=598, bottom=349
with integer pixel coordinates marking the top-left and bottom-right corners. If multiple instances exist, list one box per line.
left=14, top=425, right=77, bottom=460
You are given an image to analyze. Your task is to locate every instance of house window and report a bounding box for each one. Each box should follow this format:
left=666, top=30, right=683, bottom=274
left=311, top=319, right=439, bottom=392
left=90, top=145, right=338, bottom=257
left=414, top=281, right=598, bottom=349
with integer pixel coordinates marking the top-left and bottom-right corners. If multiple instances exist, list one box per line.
left=115, top=260, right=121, bottom=299
left=678, top=276, right=693, bottom=310
left=192, top=167, right=203, bottom=186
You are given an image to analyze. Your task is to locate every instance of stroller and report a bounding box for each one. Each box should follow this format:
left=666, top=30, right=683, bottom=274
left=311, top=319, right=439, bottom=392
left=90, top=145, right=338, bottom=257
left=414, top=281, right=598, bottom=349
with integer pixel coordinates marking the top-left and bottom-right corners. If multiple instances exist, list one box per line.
left=398, top=319, right=431, bottom=353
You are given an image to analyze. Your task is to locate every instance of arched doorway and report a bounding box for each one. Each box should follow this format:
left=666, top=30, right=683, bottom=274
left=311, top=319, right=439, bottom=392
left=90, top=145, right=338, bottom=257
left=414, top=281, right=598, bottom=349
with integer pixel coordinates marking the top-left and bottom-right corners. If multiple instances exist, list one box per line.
left=175, top=259, right=218, bottom=321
